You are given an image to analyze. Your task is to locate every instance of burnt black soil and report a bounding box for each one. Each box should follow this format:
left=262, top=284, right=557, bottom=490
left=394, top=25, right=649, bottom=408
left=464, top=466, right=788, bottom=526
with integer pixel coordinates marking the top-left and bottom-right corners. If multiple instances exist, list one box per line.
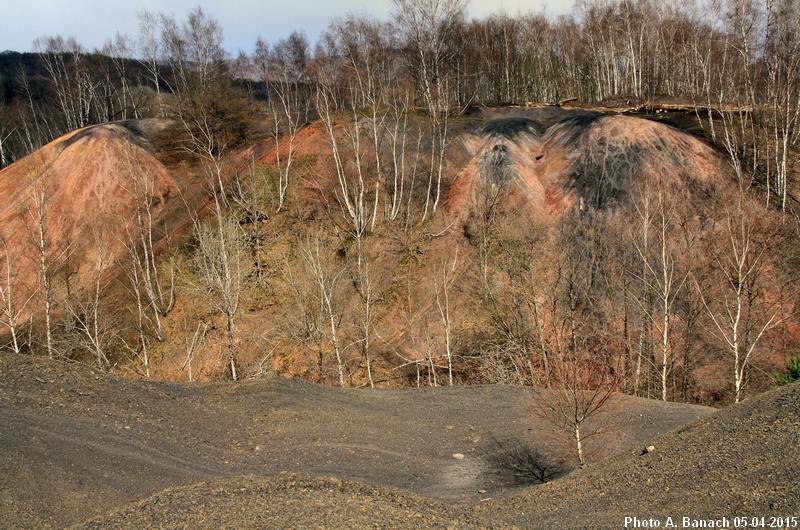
left=481, top=117, right=545, bottom=137
left=4, top=354, right=793, bottom=529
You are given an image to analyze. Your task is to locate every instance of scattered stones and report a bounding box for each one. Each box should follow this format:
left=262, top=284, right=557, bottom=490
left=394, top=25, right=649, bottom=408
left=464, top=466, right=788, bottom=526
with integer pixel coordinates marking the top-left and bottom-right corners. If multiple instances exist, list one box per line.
left=452, top=453, right=465, bottom=460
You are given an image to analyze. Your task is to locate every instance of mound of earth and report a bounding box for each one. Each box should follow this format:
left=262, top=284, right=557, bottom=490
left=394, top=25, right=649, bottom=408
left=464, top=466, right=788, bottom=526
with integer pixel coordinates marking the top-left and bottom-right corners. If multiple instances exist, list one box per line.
left=0, top=353, right=712, bottom=528
left=76, top=474, right=472, bottom=529
left=444, top=107, right=724, bottom=222
left=0, top=119, right=178, bottom=306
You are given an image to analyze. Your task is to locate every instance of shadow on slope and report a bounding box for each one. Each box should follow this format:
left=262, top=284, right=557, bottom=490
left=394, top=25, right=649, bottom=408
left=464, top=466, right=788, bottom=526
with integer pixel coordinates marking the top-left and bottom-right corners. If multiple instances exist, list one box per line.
left=481, top=381, right=800, bottom=529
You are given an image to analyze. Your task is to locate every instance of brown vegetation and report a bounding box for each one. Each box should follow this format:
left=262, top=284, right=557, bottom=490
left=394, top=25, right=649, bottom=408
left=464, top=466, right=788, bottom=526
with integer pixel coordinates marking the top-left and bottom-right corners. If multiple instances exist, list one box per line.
left=0, top=1, right=798, bottom=411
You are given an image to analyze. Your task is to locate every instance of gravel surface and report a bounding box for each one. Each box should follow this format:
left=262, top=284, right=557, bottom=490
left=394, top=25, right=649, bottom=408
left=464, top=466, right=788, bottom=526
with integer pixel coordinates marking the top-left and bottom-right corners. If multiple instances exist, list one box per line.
left=480, top=381, right=800, bottom=528
left=75, top=474, right=476, bottom=529
left=0, top=353, right=751, bottom=529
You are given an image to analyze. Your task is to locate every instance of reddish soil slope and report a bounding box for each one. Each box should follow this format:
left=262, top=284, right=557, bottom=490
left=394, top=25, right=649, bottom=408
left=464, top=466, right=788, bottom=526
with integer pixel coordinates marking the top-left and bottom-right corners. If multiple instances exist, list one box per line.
left=0, top=120, right=178, bottom=309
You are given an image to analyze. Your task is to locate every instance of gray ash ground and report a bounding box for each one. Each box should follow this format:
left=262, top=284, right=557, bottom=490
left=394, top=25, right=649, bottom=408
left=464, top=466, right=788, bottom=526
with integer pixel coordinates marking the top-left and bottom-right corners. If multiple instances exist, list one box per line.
left=2, top=354, right=795, bottom=529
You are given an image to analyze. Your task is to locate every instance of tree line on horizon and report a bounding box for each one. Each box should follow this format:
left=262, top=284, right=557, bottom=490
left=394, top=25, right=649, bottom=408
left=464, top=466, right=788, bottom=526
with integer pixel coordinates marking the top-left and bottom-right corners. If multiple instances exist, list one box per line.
left=0, top=0, right=798, bottom=209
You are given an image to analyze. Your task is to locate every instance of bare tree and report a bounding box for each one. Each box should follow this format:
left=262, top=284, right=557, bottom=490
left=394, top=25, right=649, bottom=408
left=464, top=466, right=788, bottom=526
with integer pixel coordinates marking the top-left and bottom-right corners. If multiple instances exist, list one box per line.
left=534, top=345, right=620, bottom=467
left=315, top=77, right=375, bottom=269
left=193, top=196, right=244, bottom=381
left=331, top=16, right=396, bottom=227
left=697, top=195, right=780, bottom=403
left=0, top=237, right=34, bottom=353
left=137, top=10, right=166, bottom=117
left=280, top=256, right=327, bottom=383
left=434, top=248, right=459, bottom=386
left=27, top=186, right=55, bottom=359
left=628, top=186, right=653, bottom=397
left=122, top=150, right=175, bottom=341
left=300, top=235, right=347, bottom=387
left=230, top=157, right=272, bottom=280
left=355, top=257, right=378, bottom=388
left=256, top=32, right=310, bottom=212
left=393, top=0, right=464, bottom=216
left=63, top=227, right=113, bottom=370
left=763, top=0, right=800, bottom=211
left=183, top=321, right=208, bottom=382
left=122, top=236, right=152, bottom=378
left=631, top=187, right=688, bottom=401
left=160, top=8, right=247, bottom=204
left=385, top=90, right=421, bottom=222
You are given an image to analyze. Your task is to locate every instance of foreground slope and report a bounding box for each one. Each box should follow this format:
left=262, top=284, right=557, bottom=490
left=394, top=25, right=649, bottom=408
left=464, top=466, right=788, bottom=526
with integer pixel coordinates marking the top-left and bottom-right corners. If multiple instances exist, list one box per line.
left=482, top=381, right=800, bottom=528
left=75, top=382, right=799, bottom=529
left=0, top=353, right=711, bottom=528
left=78, top=475, right=472, bottom=529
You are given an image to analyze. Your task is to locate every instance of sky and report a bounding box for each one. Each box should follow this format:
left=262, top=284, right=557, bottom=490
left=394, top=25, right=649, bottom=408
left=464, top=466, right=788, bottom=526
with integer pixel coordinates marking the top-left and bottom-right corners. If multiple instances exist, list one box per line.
left=0, top=0, right=574, bottom=54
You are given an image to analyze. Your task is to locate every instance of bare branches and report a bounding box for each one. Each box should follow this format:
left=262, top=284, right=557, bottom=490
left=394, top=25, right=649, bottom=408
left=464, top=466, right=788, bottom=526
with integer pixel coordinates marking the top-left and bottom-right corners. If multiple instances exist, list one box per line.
left=300, top=234, right=347, bottom=386
left=182, top=321, right=208, bottom=382
left=533, top=346, right=620, bottom=466
left=0, top=237, right=34, bottom=354
left=696, top=194, right=781, bottom=402
left=27, top=184, right=55, bottom=359
left=63, top=227, right=114, bottom=370
left=433, top=247, right=459, bottom=386
left=630, top=186, right=688, bottom=401
left=255, top=32, right=310, bottom=212
left=193, top=198, right=244, bottom=381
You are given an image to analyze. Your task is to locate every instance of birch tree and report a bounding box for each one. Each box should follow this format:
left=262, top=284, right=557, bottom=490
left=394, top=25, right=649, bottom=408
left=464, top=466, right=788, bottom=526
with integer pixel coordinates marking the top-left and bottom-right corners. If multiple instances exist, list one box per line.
left=535, top=345, right=620, bottom=467
left=137, top=10, right=166, bottom=117
left=27, top=186, right=55, bottom=359
left=64, top=229, right=113, bottom=370
left=434, top=248, right=459, bottom=386
left=698, top=195, right=780, bottom=403
left=0, top=238, right=34, bottom=354
left=193, top=195, right=244, bottom=381
left=393, top=0, right=463, bottom=216
left=300, top=235, right=347, bottom=387
left=632, top=188, right=688, bottom=401
left=122, top=151, right=175, bottom=341
left=255, top=33, right=309, bottom=211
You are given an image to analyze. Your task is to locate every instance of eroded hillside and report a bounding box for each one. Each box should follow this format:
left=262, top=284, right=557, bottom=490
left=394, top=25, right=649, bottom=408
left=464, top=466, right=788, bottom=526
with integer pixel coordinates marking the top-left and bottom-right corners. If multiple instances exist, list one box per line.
left=0, top=106, right=797, bottom=404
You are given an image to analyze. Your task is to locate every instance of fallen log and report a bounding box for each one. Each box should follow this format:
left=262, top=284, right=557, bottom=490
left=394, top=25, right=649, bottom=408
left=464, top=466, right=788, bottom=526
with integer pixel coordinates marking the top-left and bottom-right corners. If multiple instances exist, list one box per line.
left=563, top=101, right=753, bottom=114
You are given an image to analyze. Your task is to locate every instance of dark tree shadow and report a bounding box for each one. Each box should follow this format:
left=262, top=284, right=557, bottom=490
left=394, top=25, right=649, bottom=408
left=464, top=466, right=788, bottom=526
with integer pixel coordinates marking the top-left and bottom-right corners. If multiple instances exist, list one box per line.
left=483, top=438, right=569, bottom=487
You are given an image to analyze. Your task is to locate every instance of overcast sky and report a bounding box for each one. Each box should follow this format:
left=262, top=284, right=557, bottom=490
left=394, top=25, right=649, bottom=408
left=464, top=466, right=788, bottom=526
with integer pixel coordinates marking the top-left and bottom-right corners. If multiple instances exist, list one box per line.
left=1, top=0, right=574, bottom=54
